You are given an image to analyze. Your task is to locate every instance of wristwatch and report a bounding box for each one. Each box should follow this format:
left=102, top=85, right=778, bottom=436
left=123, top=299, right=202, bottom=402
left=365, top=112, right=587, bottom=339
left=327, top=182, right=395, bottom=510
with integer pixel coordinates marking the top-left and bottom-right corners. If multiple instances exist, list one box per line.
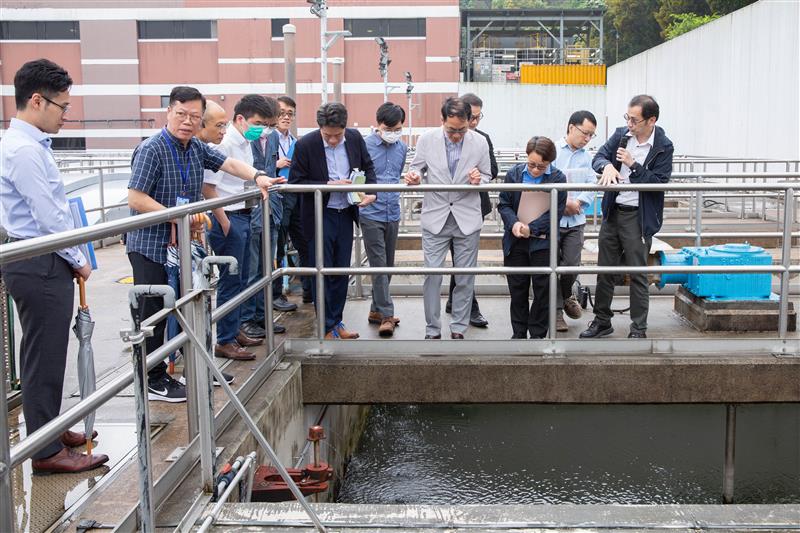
left=253, top=170, right=269, bottom=181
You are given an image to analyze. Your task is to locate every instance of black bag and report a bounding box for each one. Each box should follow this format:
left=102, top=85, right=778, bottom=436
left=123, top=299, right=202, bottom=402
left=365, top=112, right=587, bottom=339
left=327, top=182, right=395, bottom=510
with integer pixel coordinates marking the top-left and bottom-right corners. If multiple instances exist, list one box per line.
left=480, top=192, right=492, bottom=219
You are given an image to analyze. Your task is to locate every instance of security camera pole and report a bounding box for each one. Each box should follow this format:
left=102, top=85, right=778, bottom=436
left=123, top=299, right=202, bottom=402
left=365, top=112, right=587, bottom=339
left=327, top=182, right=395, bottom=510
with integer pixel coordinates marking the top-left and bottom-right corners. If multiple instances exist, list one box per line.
left=376, top=37, right=391, bottom=102
left=308, top=0, right=351, bottom=103
left=404, top=71, right=417, bottom=147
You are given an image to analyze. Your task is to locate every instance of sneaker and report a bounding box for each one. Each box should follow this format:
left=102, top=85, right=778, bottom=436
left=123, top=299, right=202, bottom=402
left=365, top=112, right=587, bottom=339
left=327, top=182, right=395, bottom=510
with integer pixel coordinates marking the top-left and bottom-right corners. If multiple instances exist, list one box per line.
left=273, top=295, right=298, bottom=312
left=556, top=312, right=569, bottom=332
left=563, top=296, right=583, bottom=320
left=334, top=322, right=359, bottom=339
left=148, top=375, right=187, bottom=403
left=579, top=320, right=614, bottom=339
left=179, top=372, right=234, bottom=387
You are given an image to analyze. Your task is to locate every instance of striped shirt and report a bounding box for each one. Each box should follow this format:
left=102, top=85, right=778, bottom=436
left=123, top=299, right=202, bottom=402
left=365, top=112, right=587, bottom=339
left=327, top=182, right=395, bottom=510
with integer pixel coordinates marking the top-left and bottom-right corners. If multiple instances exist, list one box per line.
left=126, top=128, right=227, bottom=263
left=444, top=133, right=463, bottom=178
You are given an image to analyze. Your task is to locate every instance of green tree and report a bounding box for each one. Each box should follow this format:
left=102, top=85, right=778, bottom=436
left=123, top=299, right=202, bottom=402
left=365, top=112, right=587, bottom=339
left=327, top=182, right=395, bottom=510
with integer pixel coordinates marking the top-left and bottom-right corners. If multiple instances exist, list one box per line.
left=603, top=0, right=662, bottom=65
left=706, top=0, right=757, bottom=16
left=654, top=0, right=709, bottom=37
left=663, top=12, right=720, bottom=39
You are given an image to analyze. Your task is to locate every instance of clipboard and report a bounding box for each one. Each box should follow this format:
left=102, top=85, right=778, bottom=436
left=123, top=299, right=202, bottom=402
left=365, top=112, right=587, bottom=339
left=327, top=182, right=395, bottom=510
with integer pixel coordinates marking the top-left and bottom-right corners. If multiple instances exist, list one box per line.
left=516, top=191, right=549, bottom=224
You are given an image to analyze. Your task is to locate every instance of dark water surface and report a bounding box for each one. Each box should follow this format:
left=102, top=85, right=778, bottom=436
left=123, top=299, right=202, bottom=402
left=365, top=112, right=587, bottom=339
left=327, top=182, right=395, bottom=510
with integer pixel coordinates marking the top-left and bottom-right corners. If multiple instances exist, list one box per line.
left=337, top=404, right=800, bottom=505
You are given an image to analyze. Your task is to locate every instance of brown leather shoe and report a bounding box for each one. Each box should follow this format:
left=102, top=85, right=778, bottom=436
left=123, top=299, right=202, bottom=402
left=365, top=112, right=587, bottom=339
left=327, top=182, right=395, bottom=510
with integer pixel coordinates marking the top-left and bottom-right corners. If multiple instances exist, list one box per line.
left=368, top=311, right=401, bottom=325
left=378, top=317, right=396, bottom=337
left=563, top=295, right=583, bottom=319
left=61, top=430, right=98, bottom=448
left=450, top=332, right=465, bottom=339
left=335, top=323, right=360, bottom=339
left=214, top=343, right=256, bottom=361
left=556, top=312, right=569, bottom=332
left=32, top=447, right=109, bottom=475
left=235, top=332, right=263, bottom=347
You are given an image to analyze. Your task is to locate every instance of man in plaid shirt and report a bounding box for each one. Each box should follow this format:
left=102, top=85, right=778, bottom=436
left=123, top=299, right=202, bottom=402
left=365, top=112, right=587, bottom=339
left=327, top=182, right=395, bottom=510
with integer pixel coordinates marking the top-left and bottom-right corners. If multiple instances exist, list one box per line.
left=127, top=86, right=282, bottom=403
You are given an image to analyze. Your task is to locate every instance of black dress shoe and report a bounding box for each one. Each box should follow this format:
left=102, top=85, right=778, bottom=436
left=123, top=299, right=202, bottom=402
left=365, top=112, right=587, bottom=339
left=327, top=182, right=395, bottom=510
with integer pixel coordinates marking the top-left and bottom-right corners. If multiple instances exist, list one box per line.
left=273, top=322, right=286, bottom=334
left=240, top=322, right=266, bottom=339
left=424, top=334, right=441, bottom=339
left=273, top=295, right=298, bottom=312
left=302, top=291, right=313, bottom=304
left=450, top=332, right=464, bottom=339
left=628, top=331, right=647, bottom=338
left=469, top=312, right=489, bottom=328
left=579, top=320, right=614, bottom=338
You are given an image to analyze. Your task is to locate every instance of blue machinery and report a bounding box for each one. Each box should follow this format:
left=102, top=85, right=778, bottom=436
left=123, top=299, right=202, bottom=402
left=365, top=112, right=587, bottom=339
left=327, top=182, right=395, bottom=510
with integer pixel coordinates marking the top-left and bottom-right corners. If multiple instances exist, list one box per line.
left=659, top=243, right=774, bottom=301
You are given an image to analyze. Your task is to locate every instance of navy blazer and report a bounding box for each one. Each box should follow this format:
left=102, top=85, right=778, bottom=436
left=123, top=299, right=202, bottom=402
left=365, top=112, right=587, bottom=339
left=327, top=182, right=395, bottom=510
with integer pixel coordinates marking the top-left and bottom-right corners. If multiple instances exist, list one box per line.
left=497, top=163, right=566, bottom=257
left=288, top=128, right=377, bottom=241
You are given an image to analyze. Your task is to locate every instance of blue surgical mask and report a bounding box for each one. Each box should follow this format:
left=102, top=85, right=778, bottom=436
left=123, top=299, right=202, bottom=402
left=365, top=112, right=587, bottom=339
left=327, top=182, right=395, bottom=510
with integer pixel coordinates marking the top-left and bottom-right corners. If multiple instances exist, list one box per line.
left=243, top=125, right=265, bottom=141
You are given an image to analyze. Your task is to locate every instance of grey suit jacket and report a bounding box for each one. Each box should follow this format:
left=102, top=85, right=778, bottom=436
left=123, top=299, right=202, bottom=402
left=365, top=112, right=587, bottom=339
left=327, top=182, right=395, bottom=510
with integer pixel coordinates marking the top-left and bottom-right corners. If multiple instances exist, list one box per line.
left=409, top=127, right=491, bottom=235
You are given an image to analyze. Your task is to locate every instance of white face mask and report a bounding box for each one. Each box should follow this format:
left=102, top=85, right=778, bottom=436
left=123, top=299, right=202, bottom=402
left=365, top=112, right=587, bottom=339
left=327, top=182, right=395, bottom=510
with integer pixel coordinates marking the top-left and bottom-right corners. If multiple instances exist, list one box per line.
left=380, top=129, right=402, bottom=144
left=260, top=126, right=274, bottom=138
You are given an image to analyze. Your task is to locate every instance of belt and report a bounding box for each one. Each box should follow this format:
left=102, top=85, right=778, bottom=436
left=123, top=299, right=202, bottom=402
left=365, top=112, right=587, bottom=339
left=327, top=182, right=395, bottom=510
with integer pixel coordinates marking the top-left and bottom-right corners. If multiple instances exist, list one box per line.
left=614, top=204, right=638, bottom=212
left=226, top=208, right=252, bottom=216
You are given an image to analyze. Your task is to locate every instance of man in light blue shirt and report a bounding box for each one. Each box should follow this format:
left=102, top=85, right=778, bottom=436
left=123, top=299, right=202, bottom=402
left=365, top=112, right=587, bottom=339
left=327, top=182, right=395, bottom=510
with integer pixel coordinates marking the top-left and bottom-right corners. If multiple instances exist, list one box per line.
left=552, top=110, right=598, bottom=331
left=362, top=102, right=408, bottom=336
left=0, top=59, right=108, bottom=474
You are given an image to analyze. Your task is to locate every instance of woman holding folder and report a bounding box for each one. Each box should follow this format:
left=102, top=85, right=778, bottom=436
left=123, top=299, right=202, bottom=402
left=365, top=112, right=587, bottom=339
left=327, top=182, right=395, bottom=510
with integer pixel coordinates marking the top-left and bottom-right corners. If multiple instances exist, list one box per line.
left=498, top=137, right=566, bottom=339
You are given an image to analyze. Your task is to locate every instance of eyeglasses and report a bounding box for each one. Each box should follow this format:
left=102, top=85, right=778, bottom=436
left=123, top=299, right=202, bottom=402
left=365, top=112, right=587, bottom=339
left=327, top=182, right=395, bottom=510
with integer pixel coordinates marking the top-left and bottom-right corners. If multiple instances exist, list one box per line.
left=469, top=112, right=484, bottom=122
left=574, top=124, right=596, bottom=139
left=279, top=110, right=296, bottom=118
left=624, top=113, right=645, bottom=125
left=444, top=127, right=468, bottom=135
left=527, top=162, right=549, bottom=172
left=173, top=109, right=203, bottom=124
left=36, top=95, right=71, bottom=114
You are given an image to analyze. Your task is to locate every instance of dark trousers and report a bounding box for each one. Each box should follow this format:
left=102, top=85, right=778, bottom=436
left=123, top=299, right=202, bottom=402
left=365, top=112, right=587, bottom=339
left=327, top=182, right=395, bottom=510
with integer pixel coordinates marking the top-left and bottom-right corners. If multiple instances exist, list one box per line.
left=127, top=251, right=170, bottom=383
left=273, top=196, right=312, bottom=298
left=556, top=224, right=585, bottom=309
left=504, top=243, right=550, bottom=339
left=308, top=208, right=353, bottom=333
left=4, top=253, right=74, bottom=459
left=593, top=207, right=651, bottom=333
left=207, top=213, right=251, bottom=344
left=447, top=241, right=481, bottom=315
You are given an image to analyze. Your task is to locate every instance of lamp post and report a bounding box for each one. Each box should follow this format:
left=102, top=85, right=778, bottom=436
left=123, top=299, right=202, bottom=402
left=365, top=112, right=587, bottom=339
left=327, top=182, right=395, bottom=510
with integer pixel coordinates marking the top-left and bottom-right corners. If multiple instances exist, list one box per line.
left=376, top=37, right=391, bottom=103
left=404, top=71, right=419, bottom=148
left=308, top=0, right=351, bottom=104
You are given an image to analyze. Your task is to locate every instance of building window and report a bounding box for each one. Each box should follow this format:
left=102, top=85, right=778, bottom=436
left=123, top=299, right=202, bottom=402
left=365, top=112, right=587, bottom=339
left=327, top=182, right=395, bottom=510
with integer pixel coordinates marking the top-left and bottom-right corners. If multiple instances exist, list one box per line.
left=271, top=18, right=290, bottom=38
left=344, top=18, right=425, bottom=38
left=137, top=20, right=217, bottom=39
left=160, top=95, right=171, bottom=108
left=0, top=21, right=80, bottom=40
left=51, top=137, right=86, bottom=151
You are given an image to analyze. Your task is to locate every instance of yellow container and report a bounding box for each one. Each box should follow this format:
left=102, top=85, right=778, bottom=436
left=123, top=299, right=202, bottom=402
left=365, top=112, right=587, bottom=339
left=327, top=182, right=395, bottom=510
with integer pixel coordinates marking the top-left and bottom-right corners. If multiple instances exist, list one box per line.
left=519, top=64, right=606, bottom=86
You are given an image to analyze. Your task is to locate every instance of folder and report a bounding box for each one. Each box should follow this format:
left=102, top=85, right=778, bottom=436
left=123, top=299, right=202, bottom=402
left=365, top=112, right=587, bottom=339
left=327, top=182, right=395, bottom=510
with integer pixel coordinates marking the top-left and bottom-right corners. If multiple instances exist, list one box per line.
left=516, top=191, right=549, bottom=224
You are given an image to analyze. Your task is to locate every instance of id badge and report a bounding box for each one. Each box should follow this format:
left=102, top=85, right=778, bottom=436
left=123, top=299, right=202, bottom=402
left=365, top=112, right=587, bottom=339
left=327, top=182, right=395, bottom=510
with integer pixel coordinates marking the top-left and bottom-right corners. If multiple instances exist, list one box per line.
left=176, top=194, right=191, bottom=206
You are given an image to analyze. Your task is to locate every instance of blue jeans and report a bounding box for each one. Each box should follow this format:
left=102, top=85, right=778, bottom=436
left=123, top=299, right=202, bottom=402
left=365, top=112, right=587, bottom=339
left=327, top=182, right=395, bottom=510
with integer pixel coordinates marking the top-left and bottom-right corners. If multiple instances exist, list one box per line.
left=241, top=218, right=279, bottom=325
left=308, top=208, right=354, bottom=333
left=207, top=213, right=251, bottom=344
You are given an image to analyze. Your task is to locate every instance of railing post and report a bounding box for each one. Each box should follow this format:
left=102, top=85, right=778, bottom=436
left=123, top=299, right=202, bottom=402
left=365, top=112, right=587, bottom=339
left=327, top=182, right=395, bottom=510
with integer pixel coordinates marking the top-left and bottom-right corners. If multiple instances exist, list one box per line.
left=548, top=188, right=558, bottom=340
left=178, top=215, right=199, bottom=438
left=194, top=286, right=216, bottom=494
left=695, top=175, right=703, bottom=247
left=314, top=190, right=326, bottom=342
left=98, top=168, right=107, bottom=249
left=262, top=196, right=275, bottom=355
left=353, top=223, right=364, bottom=299
left=0, top=341, right=14, bottom=533
left=722, top=404, right=736, bottom=504
left=778, top=188, right=794, bottom=338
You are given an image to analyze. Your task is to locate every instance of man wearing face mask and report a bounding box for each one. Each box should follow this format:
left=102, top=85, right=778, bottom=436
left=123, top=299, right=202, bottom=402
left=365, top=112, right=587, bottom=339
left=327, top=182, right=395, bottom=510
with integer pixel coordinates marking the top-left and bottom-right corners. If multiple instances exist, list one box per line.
left=361, top=102, right=408, bottom=337
left=202, top=94, right=282, bottom=360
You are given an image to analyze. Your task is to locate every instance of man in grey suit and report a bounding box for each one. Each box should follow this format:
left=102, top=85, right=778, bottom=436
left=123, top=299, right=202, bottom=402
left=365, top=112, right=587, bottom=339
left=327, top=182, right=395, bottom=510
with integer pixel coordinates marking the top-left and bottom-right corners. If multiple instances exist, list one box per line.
left=405, top=97, right=491, bottom=339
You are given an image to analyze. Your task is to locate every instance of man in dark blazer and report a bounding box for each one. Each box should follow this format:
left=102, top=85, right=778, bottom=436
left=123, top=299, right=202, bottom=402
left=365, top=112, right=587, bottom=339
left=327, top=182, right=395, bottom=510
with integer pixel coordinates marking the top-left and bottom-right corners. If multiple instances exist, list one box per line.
left=288, top=102, right=377, bottom=339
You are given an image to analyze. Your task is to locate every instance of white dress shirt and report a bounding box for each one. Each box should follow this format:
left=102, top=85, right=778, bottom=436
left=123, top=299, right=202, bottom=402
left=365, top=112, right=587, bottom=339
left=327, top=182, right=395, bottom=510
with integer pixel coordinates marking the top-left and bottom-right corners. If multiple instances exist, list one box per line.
left=616, top=128, right=655, bottom=207
left=203, top=124, right=253, bottom=211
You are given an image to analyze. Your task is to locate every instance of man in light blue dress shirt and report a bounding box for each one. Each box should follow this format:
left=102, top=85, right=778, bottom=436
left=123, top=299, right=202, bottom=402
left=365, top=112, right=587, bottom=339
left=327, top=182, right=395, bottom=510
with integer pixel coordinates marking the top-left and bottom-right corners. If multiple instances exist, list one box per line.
left=553, top=110, right=598, bottom=331
left=0, top=59, right=108, bottom=474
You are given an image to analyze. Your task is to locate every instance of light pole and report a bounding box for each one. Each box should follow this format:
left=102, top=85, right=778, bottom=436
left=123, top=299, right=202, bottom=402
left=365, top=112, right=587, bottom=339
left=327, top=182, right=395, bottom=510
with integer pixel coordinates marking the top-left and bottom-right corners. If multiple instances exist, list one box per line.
left=308, top=0, right=351, bottom=104
left=376, top=37, right=391, bottom=103
left=404, top=71, right=419, bottom=148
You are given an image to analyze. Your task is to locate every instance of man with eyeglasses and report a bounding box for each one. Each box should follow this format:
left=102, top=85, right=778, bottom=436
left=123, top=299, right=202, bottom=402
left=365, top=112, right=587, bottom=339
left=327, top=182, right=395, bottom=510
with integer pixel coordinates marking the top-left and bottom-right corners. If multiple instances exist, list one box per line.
left=581, top=94, right=674, bottom=340
left=441, top=92, right=497, bottom=328
left=552, top=110, right=598, bottom=332
left=1, top=59, right=110, bottom=474
left=405, top=97, right=491, bottom=340
left=126, top=86, right=282, bottom=402
left=198, top=100, right=228, bottom=145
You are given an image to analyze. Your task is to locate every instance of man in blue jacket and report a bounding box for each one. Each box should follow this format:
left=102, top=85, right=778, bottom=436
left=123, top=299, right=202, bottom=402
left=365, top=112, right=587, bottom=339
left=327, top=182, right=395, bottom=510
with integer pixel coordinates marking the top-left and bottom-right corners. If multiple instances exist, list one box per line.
left=580, top=95, right=673, bottom=339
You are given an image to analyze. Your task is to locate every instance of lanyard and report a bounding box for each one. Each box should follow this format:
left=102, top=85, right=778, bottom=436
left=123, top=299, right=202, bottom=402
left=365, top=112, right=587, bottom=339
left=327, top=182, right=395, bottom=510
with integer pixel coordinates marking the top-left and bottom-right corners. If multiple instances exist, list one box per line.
left=278, top=135, right=294, bottom=158
left=161, top=128, right=192, bottom=194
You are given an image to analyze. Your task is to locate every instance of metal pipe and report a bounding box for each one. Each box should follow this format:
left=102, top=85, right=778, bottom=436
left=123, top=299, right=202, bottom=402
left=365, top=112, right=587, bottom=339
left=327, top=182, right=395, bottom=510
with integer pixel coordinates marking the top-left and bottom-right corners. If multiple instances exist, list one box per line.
left=314, top=190, right=326, bottom=341
left=0, top=340, right=14, bottom=533
left=192, top=292, right=216, bottom=493
left=316, top=264, right=787, bottom=276
left=283, top=23, right=298, bottom=139
left=179, top=215, right=199, bottom=438
left=722, top=404, right=736, bottom=504
left=548, top=188, right=558, bottom=340
left=353, top=223, right=363, bottom=298
left=196, top=452, right=257, bottom=533
left=263, top=196, right=275, bottom=355
left=778, top=189, right=794, bottom=338
left=332, top=59, right=343, bottom=104
left=695, top=175, right=703, bottom=247
left=319, top=0, right=328, bottom=104
left=173, top=318, right=328, bottom=532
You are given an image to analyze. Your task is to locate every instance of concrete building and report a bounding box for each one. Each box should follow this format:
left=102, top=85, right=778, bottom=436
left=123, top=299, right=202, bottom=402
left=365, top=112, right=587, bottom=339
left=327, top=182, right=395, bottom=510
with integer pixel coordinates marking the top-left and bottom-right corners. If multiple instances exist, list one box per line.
left=0, top=0, right=460, bottom=149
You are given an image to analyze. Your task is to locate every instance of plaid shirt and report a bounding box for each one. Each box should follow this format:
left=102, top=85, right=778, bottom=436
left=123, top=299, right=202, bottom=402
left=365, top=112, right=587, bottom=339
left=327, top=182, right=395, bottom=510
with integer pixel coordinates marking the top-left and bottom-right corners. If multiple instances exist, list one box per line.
left=126, top=128, right=227, bottom=263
